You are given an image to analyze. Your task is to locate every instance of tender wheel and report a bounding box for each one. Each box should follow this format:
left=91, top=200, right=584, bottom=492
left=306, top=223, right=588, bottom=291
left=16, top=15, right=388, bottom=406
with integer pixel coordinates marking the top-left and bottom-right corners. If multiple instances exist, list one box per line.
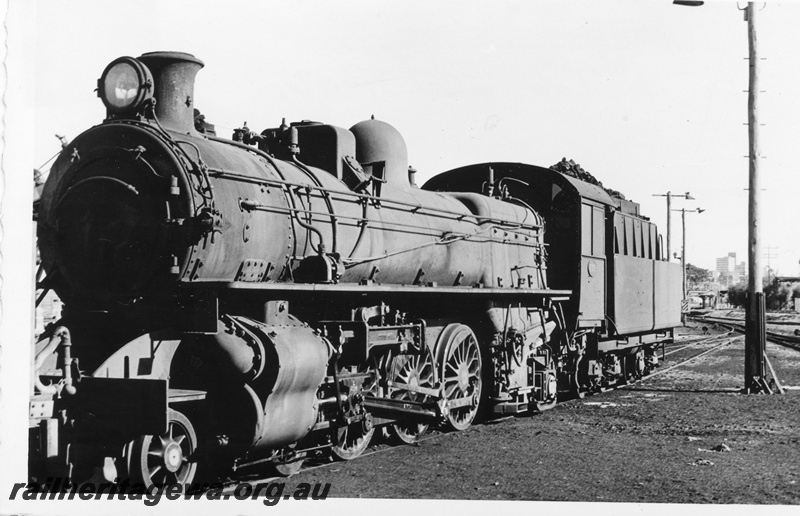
left=385, top=348, right=436, bottom=444
left=632, top=349, right=646, bottom=379
left=331, top=419, right=375, bottom=460
left=569, top=353, right=587, bottom=400
left=125, top=408, right=197, bottom=487
left=437, top=324, right=482, bottom=431
left=533, top=366, right=558, bottom=412
left=581, top=359, right=602, bottom=393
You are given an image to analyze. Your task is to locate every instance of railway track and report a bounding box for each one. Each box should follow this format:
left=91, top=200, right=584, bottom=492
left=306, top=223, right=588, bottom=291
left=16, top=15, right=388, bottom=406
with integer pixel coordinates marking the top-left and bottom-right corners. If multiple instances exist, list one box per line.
left=692, top=315, right=800, bottom=353
left=635, top=333, right=742, bottom=385
left=695, top=313, right=800, bottom=327
left=662, top=330, right=737, bottom=358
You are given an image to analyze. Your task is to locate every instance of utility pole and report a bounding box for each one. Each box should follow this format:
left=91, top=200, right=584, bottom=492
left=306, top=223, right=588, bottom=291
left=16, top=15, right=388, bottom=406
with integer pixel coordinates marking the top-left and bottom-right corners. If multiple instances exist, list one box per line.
left=652, top=191, right=693, bottom=260
left=667, top=192, right=672, bottom=259
left=682, top=209, right=687, bottom=301
left=673, top=207, right=704, bottom=324
left=744, top=1, right=767, bottom=393
left=674, top=0, right=775, bottom=393
left=763, top=245, right=779, bottom=284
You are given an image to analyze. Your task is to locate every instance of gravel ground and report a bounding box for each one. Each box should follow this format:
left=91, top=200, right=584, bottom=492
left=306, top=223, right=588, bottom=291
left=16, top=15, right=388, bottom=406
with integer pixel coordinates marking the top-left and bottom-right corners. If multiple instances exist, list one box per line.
left=281, top=319, right=800, bottom=506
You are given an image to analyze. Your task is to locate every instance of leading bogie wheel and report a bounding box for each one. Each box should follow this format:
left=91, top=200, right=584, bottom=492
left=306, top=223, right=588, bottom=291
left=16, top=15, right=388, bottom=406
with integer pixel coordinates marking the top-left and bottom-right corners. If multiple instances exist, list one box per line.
left=125, top=408, right=197, bottom=487
left=331, top=420, right=375, bottom=460
left=437, top=324, right=482, bottom=432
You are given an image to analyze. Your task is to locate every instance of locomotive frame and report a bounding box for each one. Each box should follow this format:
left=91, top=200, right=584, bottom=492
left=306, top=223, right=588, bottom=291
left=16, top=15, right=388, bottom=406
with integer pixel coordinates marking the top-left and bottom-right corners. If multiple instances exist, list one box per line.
left=30, top=51, right=681, bottom=487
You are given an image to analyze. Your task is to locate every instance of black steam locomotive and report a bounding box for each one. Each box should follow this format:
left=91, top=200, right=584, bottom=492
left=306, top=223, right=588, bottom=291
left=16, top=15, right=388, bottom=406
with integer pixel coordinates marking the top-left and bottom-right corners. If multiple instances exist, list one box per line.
left=31, top=51, right=682, bottom=486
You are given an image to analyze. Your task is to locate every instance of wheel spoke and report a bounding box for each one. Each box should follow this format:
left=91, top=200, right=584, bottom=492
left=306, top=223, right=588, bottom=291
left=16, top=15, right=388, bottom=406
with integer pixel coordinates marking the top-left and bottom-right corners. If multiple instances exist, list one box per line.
left=437, top=326, right=482, bottom=431
left=446, top=360, right=459, bottom=375
left=126, top=409, right=197, bottom=488
left=332, top=424, right=374, bottom=460
left=444, top=382, right=458, bottom=398
left=386, top=349, right=434, bottom=445
left=453, top=342, right=463, bottom=364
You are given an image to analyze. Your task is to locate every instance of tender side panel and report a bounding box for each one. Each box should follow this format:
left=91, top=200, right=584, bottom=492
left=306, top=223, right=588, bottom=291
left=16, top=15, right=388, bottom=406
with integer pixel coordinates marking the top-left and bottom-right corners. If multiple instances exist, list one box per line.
left=613, top=255, right=654, bottom=334
left=654, top=260, right=682, bottom=329
left=609, top=208, right=679, bottom=335
left=610, top=210, right=667, bottom=335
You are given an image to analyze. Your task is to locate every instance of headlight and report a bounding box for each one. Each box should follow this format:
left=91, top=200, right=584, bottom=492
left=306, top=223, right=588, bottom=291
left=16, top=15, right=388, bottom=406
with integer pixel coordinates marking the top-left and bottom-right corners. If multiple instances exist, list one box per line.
left=98, top=57, right=153, bottom=114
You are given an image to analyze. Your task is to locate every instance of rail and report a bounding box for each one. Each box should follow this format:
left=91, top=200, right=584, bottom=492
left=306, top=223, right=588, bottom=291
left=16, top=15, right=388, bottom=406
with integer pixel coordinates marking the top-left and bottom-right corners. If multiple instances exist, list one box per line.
left=692, top=315, right=800, bottom=353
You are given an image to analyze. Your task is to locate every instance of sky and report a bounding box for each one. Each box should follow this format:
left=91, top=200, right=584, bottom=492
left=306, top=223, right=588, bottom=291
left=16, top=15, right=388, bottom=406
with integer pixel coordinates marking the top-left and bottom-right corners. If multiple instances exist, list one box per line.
left=16, top=0, right=800, bottom=276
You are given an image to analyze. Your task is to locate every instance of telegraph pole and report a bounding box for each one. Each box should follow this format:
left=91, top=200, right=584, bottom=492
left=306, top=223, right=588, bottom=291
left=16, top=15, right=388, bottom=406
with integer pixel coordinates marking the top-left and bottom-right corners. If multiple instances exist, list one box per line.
left=744, top=1, right=767, bottom=393
left=682, top=208, right=687, bottom=300
left=667, top=192, right=672, bottom=258
left=652, top=191, right=693, bottom=260
left=763, top=245, right=779, bottom=284
left=674, top=0, right=773, bottom=393
left=673, top=207, right=704, bottom=324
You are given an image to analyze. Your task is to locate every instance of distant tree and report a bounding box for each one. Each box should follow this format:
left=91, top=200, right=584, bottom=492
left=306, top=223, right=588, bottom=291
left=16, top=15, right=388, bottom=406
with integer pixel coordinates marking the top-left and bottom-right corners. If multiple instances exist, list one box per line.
left=727, top=282, right=747, bottom=308
left=725, top=279, right=795, bottom=311
left=686, top=263, right=713, bottom=289
left=764, top=281, right=790, bottom=310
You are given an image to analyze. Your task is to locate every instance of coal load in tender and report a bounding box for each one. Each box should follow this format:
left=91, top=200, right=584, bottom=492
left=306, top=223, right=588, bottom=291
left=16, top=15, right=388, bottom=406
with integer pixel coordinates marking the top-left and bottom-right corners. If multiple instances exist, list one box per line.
left=550, top=158, right=626, bottom=200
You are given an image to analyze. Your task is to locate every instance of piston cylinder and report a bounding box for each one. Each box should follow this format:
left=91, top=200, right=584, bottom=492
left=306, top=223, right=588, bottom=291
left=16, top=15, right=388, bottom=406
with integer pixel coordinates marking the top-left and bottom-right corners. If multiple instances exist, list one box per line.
left=205, top=316, right=330, bottom=451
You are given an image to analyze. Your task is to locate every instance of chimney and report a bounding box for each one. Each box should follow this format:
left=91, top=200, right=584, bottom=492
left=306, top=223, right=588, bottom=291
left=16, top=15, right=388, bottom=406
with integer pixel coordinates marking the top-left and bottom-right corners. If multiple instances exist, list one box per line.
left=138, top=51, right=204, bottom=135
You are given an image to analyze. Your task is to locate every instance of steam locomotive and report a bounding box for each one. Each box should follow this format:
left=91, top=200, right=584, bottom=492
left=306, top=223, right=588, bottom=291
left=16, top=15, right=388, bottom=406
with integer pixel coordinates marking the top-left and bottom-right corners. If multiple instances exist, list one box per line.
left=31, top=51, right=682, bottom=486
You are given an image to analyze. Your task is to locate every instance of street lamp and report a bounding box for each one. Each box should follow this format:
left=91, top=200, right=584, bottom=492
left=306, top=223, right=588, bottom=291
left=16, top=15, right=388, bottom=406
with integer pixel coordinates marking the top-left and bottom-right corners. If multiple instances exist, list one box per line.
left=652, top=191, right=694, bottom=259
left=672, top=207, right=704, bottom=323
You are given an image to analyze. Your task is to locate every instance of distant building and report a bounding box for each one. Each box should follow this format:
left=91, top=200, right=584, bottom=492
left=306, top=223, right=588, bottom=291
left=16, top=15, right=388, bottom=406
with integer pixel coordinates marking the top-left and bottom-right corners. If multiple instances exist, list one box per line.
left=716, top=252, right=737, bottom=287
left=715, top=252, right=746, bottom=287
left=735, top=261, right=746, bottom=281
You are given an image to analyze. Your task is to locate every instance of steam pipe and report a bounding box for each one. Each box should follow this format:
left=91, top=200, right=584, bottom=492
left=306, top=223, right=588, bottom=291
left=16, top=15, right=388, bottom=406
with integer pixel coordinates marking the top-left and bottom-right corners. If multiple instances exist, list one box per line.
left=34, top=326, right=75, bottom=395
